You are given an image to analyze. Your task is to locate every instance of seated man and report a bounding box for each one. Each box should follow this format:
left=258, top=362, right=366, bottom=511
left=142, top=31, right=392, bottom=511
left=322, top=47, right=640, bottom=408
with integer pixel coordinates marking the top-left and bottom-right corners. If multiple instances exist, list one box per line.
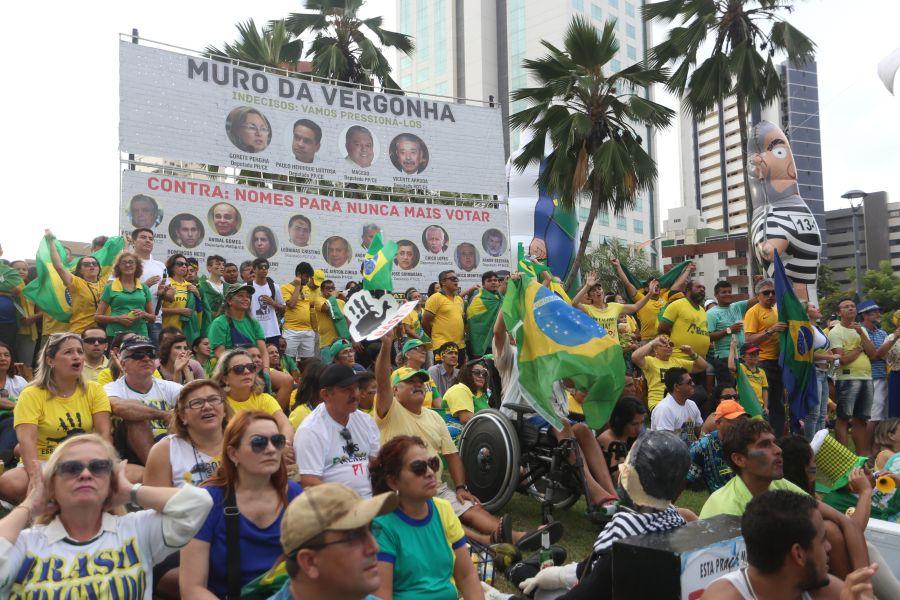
left=394, top=339, right=441, bottom=409
left=650, top=367, right=703, bottom=446
left=373, top=330, right=561, bottom=550
left=700, top=418, right=870, bottom=580
left=702, top=490, right=877, bottom=600
left=688, top=399, right=747, bottom=493
left=104, top=337, right=181, bottom=468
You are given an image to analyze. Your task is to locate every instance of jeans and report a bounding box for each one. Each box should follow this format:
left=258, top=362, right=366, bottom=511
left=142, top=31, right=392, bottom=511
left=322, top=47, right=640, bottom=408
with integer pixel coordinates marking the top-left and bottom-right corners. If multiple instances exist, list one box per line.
left=761, top=359, right=787, bottom=436
left=804, top=370, right=830, bottom=441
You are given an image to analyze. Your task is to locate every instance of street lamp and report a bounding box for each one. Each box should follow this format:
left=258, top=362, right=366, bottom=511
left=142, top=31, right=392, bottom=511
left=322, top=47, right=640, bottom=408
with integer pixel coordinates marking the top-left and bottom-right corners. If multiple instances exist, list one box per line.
left=841, top=189, right=868, bottom=301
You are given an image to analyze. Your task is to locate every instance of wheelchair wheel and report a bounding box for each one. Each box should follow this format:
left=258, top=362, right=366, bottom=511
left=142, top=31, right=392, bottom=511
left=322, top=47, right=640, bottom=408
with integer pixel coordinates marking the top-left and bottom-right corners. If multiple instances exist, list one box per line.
left=458, top=409, right=520, bottom=512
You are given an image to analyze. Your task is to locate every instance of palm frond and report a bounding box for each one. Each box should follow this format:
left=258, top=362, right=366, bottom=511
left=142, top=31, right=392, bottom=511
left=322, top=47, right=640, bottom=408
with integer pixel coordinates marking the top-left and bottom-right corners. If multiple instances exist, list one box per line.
left=769, top=20, right=816, bottom=64
left=642, top=0, right=689, bottom=22
left=627, top=96, right=676, bottom=129
left=283, top=12, right=329, bottom=36
left=683, top=52, right=733, bottom=117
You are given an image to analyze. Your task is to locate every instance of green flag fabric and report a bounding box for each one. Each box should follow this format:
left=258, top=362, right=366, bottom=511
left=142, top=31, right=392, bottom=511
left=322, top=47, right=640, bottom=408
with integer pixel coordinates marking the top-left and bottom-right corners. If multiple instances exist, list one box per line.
left=198, top=276, right=225, bottom=337
left=620, top=260, right=690, bottom=301
left=517, top=243, right=572, bottom=303
left=23, top=238, right=73, bottom=322
left=0, top=264, right=23, bottom=294
left=502, top=276, right=625, bottom=429
left=327, top=295, right=352, bottom=339
left=92, top=236, right=126, bottom=280
left=180, top=291, right=201, bottom=346
left=466, top=288, right=502, bottom=356
left=735, top=361, right=764, bottom=418
left=362, top=232, right=398, bottom=292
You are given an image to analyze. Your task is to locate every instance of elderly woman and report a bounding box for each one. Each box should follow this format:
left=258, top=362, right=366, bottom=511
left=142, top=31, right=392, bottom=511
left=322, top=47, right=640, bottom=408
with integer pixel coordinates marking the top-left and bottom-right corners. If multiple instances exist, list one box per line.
left=0, top=433, right=212, bottom=598
left=0, top=333, right=112, bottom=504
left=207, top=283, right=268, bottom=365
left=180, top=410, right=302, bottom=599
left=227, top=106, right=272, bottom=153
left=96, top=251, right=155, bottom=339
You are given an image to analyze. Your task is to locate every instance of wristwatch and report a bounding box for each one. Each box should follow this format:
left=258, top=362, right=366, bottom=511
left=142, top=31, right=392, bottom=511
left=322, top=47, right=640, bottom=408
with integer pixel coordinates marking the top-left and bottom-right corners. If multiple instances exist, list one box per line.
left=455, top=484, right=468, bottom=492
left=130, top=483, right=143, bottom=508
left=725, top=327, right=732, bottom=335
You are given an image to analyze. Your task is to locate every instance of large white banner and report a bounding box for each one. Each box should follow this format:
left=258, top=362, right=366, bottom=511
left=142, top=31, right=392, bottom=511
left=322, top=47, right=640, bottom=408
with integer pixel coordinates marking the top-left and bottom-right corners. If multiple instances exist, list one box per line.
left=119, top=42, right=507, bottom=196
left=121, top=171, right=511, bottom=288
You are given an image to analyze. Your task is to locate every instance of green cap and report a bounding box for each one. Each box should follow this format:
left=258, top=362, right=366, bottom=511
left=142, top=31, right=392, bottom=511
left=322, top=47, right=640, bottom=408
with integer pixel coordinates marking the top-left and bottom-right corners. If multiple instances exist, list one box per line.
left=391, top=367, right=429, bottom=386
left=328, top=339, right=352, bottom=363
left=401, top=339, right=426, bottom=355
left=224, top=282, right=255, bottom=299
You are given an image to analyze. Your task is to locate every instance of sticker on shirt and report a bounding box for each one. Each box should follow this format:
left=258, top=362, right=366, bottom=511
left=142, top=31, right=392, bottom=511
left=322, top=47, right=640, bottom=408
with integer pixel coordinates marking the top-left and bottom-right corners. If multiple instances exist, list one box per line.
left=184, top=456, right=221, bottom=486
left=45, top=412, right=88, bottom=455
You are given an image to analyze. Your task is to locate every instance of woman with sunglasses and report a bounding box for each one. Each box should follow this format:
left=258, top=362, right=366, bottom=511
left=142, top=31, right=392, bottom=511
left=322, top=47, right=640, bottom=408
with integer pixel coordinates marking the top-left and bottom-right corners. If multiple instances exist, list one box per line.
left=440, top=361, right=491, bottom=442
left=161, top=254, right=201, bottom=341
left=96, top=251, right=155, bottom=339
left=0, top=341, right=27, bottom=459
left=181, top=410, right=303, bottom=599
left=44, top=230, right=107, bottom=335
left=212, top=349, right=293, bottom=455
left=0, top=433, right=212, bottom=599
left=0, top=333, right=112, bottom=504
left=370, top=435, right=483, bottom=600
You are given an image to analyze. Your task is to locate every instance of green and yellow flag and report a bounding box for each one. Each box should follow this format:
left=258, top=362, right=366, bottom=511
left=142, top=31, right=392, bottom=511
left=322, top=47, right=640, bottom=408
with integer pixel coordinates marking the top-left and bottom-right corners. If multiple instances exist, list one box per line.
left=466, top=288, right=502, bottom=356
left=362, top=232, right=398, bottom=292
left=517, top=243, right=572, bottom=303
left=0, top=264, right=23, bottom=294
left=735, top=361, right=764, bottom=418
left=502, top=275, right=625, bottom=429
left=241, top=560, right=287, bottom=598
left=327, top=295, right=352, bottom=340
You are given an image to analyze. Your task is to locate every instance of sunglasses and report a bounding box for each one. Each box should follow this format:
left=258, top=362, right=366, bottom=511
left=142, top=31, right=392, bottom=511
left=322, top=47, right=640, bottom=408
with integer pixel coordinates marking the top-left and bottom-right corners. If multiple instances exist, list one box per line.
left=124, top=350, right=156, bottom=361
left=173, top=261, right=188, bottom=267
left=82, top=337, right=107, bottom=345
left=57, top=459, right=113, bottom=478
left=408, top=456, right=441, bottom=477
left=249, top=434, right=287, bottom=453
left=186, top=394, right=225, bottom=410
left=443, top=276, right=459, bottom=282
left=760, top=290, right=775, bottom=297
left=720, top=393, right=738, bottom=400
left=229, top=363, right=258, bottom=375
left=257, top=264, right=270, bottom=270
left=80, top=261, right=100, bottom=268
left=471, top=368, right=489, bottom=377
left=298, top=523, right=382, bottom=552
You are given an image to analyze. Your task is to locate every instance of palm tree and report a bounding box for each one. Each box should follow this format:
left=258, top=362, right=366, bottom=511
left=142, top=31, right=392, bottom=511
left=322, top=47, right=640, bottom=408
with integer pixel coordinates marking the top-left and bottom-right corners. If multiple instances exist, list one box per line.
left=283, top=0, right=414, bottom=90
left=511, top=16, right=673, bottom=289
left=644, top=0, right=815, bottom=276
left=206, top=19, right=304, bottom=71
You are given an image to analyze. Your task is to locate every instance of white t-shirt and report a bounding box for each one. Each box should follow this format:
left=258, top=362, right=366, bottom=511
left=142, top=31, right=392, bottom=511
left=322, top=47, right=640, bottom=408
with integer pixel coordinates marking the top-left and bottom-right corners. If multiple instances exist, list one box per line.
left=1, top=375, right=28, bottom=400
left=650, top=394, right=703, bottom=446
left=140, top=256, right=167, bottom=325
left=167, top=435, right=220, bottom=488
left=295, top=403, right=381, bottom=498
left=251, top=280, right=285, bottom=338
left=104, top=378, right=182, bottom=439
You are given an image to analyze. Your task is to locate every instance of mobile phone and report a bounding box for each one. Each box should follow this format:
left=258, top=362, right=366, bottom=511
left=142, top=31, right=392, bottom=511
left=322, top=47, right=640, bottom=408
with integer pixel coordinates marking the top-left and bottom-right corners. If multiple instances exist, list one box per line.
left=160, top=268, right=168, bottom=285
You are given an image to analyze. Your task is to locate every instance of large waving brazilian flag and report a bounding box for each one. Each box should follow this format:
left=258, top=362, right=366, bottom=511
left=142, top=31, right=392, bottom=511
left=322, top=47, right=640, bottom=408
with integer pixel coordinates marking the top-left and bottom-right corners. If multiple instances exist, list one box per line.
left=466, top=288, right=502, bottom=356
left=502, top=275, right=625, bottom=430
left=773, top=250, right=817, bottom=421
left=362, top=232, right=398, bottom=292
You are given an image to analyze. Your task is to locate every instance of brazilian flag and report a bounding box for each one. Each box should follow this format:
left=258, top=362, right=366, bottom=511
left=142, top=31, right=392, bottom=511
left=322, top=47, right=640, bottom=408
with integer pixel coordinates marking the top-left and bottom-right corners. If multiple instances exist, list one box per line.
left=0, top=264, right=23, bottom=294
left=735, top=361, right=764, bottom=418
left=362, top=232, right=398, bottom=292
left=241, top=560, right=287, bottom=598
left=517, top=243, right=572, bottom=303
left=773, top=251, right=817, bottom=421
left=466, top=288, right=502, bottom=356
left=619, top=260, right=690, bottom=301
left=326, top=295, right=351, bottom=339
left=502, top=275, right=625, bottom=429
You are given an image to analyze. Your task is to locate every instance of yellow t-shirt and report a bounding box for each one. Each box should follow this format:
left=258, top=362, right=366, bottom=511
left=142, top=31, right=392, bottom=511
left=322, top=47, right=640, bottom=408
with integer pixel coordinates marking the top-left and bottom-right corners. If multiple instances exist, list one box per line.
left=96, top=367, right=162, bottom=387
left=744, top=304, right=780, bottom=361
left=402, top=309, right=431, bottom=350
left=17, top=296, right=38, bottom=340
left=374, top=400, right=456, bottom=478
left=424, top=292, right=465, bottom=349
left=567, top=391, right=584, bottom=416
left=640, top=356, right=695, bottom=410
left=581, top=303, right=625, bottom=341
left=317, top=297, right=345, bottom=347
left=442, top=383, right=489, bottom=417
left=281, top=283, right=319, bottom=331
left=740, top=363, right=769, bottom=409
left=13, top=381, right=112, bottom=459
left=660, top=298, right=709, bottom=361
left=66, top=277, right=105, bottom=335
left=162, top=280, right=191, bottom=330
left=227, top=392, right=282, bottom=416
left=82, top=357, right=109, bottom=383
left=634, top=290, right=668, bottom=341
left=41, top=315, right=70, bottom=336
left=828, top=323, right=872, bottom=380
left=289, top=402, right=313, bottom=429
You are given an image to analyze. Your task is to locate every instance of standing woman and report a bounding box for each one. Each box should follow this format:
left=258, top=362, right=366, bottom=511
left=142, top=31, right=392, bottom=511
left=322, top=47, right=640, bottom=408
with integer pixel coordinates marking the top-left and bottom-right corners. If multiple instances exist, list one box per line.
left=96, top=252, right=155, bottom=339
left=0, top=433, right=213, bottom=599
left=0, top=342, right=28, bottom=459
left=9, top=260, right=40, bottom=371
left=0, top=333, right=112, bottom=504
left=162, top=253, right=202, bottom=341
left=180, top=410, right=303, bottom=599
left=159, top=333, right=204, bottom=384
left=45, top=230, right=106, bottom=335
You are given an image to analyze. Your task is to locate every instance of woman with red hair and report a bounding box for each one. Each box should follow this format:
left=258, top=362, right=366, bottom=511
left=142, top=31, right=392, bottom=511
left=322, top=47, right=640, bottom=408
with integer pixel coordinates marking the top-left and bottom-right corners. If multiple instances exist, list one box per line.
left=180, top=410, right=302, bottom=599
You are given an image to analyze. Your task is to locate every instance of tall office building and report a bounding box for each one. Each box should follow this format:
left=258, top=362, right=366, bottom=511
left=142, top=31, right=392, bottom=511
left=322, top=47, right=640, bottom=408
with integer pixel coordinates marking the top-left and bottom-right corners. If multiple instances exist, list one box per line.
left=824, top=192, right=898, bottom=289
left=678, top=60, right=825, bottom=237
left=394, top=0, right=660, bottom=265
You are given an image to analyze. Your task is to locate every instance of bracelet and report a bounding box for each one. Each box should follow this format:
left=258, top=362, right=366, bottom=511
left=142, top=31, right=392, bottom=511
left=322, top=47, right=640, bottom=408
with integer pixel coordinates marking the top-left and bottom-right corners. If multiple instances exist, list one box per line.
left=455, top=484, right=468, bottom=492
left=130, top=483, right=143, bottom=508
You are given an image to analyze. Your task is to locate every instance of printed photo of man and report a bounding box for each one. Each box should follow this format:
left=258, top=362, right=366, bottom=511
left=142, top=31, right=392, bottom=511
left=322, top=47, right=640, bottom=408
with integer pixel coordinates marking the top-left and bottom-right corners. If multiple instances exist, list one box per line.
left=482, top=228, right=506, bottom=257
left=455, top=243, right=479, bottom=272
left=395, top=240, right=420, bottom=270
left=129, top=194, right=161, bottom=229
left=422, top=225, right=449, bottom=254
left=288, top=214, right=312, bottom=247
left=343, top=126, right=375, bottom=168
left=389, top=133, right=429, bottom=174
left=361, top=223, right=381, bottom=249
left=208, top=202, right=241, bottom=237
left=291, top=119, right=322, bottom=164
left=170, top=214, right=205, bottom=249
left=323, top=236, right=352, bottom=268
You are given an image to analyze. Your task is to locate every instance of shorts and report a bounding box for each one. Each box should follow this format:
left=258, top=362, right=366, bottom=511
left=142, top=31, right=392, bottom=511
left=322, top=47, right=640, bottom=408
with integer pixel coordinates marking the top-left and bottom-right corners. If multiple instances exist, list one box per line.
left=283, top=329, right=317, bottom=359
left=835, top=379, right=874, bottom=421
left=436, top=481, right=474, bottom=517
left=871, top=378, right=889, bottom=421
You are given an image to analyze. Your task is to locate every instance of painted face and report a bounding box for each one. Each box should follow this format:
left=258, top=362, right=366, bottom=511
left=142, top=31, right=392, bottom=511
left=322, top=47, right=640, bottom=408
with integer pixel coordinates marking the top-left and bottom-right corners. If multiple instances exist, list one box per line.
left=208, top=260, right=225, bottom=277
left=396, top=245, right=416, bottom=270
left=131, top=200, right=157, bottom=228
left=425, top=228, right=445, bottom=253
left=327, top=239, right=349, bottom=267
left=335, top=348, right=355, bottom=366
left=212, top=205, right=238, bottom=236
left=346, top=130, right=374, bottom=167
left=292, top=125, right=320, bottom=163
left=458, top=245, right=476, bottom=271
left=253, top=231, right=272, bottom=257
left=741, top=431, right=783, bottom=481
left=289, top=219, right=311, bottom=247
left=239, top=112, right=270, bottom=152
left=178, top=219, right=202, bottom=248
left=396, top=140, right=422, bottom=174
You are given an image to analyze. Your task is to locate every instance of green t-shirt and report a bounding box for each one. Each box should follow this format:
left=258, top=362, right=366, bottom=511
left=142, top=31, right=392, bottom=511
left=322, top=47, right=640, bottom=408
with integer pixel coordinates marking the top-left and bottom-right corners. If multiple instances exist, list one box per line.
left=706, top=300, right=749, bottom=359
left=99, top=280, right=152, bottom=337
left=207, top=314, right=265, bottom=351
left=699, top=475, right=808, bottom=519
left=374, top=498, right=466, bottom=600
left=822, top=488, right=900, bottom=523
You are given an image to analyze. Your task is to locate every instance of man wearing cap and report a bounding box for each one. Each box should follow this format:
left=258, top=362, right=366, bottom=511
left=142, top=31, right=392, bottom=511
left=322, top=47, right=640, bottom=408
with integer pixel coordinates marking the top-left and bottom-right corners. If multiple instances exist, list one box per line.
left=281, top=262, right=320, bottom=363
left=207, top=282, right=269, bottom=368
left=295, top=364, right=381, bottom=498
left=744, top=279, right=789, bottom=435
left=828, top=298, right=879, bottom=456
left=706, top=280, right=757, bottom=387
left=423, top=270, right=467, bottom=363
left=273, top=483, right=397, bottom=600
left=395, top=339, right=441, bottom=409
left=688, top=399, right=747, bottom=492
left=859, top=300, right=900, bottom=449
left=327, top=338, right=366, bottom=373
left=249, top=258, right=286, bottom=345
left=427, top=342, right=459, bottom=398
left=105, top=337, right=182, bottom=465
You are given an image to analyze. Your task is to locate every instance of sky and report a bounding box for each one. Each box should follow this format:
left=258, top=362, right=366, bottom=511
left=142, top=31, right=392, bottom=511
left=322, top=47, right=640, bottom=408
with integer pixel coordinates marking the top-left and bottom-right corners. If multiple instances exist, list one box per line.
left=1, top=0, right=898, bottom=260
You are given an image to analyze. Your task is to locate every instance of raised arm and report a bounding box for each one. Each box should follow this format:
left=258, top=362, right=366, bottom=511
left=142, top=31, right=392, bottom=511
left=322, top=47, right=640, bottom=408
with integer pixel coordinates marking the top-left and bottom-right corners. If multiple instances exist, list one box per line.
left=631, top=335, right=661, bottom=369
left=621, top=280, right=657, bottom=314
left=571, top=271, right=598, bottom=309
left=728, top=334, right=738, bottom=373
left=610, top=258, right=637, bottom=299
left=44, top=230, right=73, bottom=287
left=283, top=279, right=304, bottom=309
left=670, top=262, right=694, bottom=294
left=375, top=331, right=395, bottom=419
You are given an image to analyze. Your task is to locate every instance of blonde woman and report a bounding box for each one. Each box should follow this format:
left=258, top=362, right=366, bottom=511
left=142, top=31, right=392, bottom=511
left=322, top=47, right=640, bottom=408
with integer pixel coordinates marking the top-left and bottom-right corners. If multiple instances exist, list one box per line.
left=0, top=433, right=212, bottom=598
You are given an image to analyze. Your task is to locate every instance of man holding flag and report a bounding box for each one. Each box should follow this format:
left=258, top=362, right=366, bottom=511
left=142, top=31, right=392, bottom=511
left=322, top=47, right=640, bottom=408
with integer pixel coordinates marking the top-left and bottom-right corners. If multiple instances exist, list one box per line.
left=465, top=271, right=503, bottom=359
left=744, top=279, right=789, bottom=435
left=612, top=258, right=692, bottom=343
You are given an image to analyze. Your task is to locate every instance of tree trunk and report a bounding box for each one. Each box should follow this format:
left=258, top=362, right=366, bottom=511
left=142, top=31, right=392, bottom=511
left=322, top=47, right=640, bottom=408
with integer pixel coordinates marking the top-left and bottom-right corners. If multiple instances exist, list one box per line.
left=563, top=185, right=601, bottom=290
left=735, top=93, right=757, bottom=290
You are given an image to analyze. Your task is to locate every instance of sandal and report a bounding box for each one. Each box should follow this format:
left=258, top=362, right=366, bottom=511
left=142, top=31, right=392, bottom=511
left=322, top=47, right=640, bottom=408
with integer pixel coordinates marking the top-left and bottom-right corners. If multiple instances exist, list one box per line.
left=515, top=520, right=564, bottom=552
left=490, top=513, right=514, bottom=545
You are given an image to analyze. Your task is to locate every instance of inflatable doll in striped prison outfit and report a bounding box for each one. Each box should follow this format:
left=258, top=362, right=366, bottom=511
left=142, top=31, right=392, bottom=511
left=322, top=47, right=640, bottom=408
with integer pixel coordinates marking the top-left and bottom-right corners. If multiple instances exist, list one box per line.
left=748, top=121, right=823, bottom=302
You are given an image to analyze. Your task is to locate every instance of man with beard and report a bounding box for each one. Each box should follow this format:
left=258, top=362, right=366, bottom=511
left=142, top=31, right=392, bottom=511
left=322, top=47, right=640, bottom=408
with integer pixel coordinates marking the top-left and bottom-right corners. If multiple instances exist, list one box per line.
left=659, top=278, right=711, bottom=408
left=702, top=491, right=877, bottom=599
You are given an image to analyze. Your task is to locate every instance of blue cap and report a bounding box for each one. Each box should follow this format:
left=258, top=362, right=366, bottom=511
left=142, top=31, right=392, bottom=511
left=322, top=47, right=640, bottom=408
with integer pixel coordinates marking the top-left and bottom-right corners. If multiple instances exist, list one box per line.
left=857, top=300, right=881, bottom=314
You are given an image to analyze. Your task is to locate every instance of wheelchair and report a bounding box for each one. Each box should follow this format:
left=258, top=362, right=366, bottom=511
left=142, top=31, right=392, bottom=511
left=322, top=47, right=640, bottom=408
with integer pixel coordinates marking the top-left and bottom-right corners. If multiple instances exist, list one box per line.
left=458, top=405, right=592, bottom=522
